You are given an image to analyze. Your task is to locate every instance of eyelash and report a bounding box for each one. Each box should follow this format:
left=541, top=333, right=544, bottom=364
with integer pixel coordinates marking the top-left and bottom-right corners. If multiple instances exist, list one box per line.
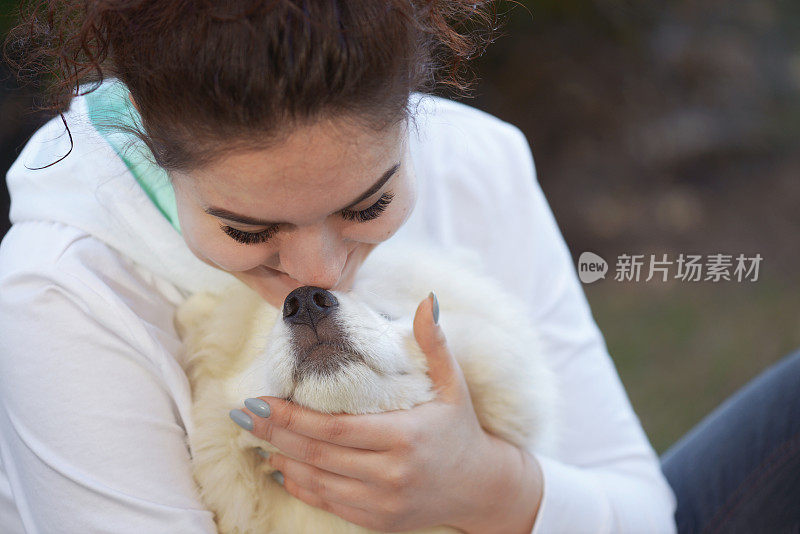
left=220, top=191, right=395, bottom=245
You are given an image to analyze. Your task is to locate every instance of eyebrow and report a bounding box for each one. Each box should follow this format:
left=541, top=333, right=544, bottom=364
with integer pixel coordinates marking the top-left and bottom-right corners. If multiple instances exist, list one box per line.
left=204, top=162, right=401, bottom=227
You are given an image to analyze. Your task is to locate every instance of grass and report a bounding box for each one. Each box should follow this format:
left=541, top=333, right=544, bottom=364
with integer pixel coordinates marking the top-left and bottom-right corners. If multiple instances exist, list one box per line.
left=583, top=273, right=800, bottom=454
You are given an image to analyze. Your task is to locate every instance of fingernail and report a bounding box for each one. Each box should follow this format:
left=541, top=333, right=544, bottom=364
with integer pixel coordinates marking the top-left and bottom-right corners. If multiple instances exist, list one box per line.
left=428, top=291, right=439, bottom=325
left=244, top=398, right=271, bottom=418
left=229, top=409, right=253, bottom=431
left=271, top=470, right=285, bottom=485
left=255, top=448, right=270, bottom=460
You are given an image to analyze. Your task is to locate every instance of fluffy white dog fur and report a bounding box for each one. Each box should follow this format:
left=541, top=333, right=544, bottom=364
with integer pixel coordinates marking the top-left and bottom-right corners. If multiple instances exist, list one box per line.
left=174, top=241, right=559, bottom=534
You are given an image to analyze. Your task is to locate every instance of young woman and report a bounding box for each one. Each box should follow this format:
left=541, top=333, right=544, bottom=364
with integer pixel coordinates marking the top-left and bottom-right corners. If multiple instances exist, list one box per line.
left=0, top=1, right=703, bottom=532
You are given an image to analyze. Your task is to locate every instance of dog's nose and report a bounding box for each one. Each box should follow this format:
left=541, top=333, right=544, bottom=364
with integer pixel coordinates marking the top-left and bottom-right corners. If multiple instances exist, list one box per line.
left=283, top=286, right=339, bottom=328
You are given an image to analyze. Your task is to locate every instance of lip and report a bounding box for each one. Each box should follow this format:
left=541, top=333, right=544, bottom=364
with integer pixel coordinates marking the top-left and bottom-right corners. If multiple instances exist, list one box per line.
left=258, top=266, right=302, bottom=292
left=261, top=247, right=357, bottom=292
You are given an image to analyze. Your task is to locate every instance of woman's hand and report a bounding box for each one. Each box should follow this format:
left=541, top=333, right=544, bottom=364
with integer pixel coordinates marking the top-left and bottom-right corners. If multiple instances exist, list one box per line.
left=236, top=293, right=544, bottom=533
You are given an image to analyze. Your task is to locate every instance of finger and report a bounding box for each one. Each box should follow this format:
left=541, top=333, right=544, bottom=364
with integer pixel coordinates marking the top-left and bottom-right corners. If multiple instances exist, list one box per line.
left=243, top=396, right=404, bottom=451
left=243, top=414, right=381, bottom=480
left=282, top=477, right=388, bottom=531
left=412, top=291, right=466, bottom=403
left=268, top=452, right=372, bottom=509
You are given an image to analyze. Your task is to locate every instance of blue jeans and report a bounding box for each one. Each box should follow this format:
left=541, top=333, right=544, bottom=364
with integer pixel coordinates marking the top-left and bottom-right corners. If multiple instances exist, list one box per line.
left=660, top=347, right=800, bottom=534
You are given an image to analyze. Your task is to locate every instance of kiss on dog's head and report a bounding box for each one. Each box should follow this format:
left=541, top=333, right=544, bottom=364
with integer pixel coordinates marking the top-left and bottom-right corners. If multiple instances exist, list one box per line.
left=175, top=241, right=559, bottom=534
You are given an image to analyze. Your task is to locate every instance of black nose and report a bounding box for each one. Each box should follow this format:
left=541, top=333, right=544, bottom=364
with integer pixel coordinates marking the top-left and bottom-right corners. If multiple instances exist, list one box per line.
left=283, top=286, right=339, bottom=327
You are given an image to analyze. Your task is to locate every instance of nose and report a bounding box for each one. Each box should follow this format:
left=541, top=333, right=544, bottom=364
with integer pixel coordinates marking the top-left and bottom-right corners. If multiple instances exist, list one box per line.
left=278, top=225, right=347, bottom=290
left=283, top=286, right=339, bottom=328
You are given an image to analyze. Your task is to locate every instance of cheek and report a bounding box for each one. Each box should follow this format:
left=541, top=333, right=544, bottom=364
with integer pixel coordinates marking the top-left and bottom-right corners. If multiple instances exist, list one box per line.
left=344, top=173, right=417, bottom=243
left=193, top=235, right=270, bottom=272
left=177, top=201, right=270, bottom=272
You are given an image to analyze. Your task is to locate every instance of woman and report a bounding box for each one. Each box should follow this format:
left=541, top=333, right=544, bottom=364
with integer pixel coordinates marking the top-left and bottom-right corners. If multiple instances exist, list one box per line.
left=0, top=1, right=680, bottom=532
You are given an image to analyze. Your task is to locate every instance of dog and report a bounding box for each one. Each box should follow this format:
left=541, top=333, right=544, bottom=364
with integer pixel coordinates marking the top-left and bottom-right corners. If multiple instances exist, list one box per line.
left=174, top=241, right=559, bottom=533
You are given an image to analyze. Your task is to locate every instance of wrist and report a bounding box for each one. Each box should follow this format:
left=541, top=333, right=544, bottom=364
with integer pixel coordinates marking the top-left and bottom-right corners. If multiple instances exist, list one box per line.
left=451, top=433, right=543, bottom=534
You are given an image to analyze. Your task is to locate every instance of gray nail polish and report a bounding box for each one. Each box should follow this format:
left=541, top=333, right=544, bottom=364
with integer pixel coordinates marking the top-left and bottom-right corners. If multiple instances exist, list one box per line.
left=244, top=397, right=271, bottom=418
left=428, top=291, right=439, bottom=325
left=229, top=409, right=253, bottom=431
left=271, top=470, right=284, bottom=485
left=256, top=448, right=270, bottom=459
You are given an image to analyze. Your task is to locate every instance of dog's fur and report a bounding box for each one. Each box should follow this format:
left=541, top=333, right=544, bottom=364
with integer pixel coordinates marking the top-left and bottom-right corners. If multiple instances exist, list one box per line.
left=174, top=241, right=559, bottom=534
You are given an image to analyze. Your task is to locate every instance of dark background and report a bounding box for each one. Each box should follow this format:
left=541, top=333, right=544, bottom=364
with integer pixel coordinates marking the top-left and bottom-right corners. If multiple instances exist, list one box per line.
left=2, top=1, right=799, bottom=453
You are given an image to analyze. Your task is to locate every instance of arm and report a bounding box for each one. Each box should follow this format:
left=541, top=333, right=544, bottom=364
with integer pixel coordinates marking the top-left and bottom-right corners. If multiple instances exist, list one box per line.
left=410, top=98, right=678, bottom=532
left=0, top=222, right=217, bottom=533
left=488, top=126, right=679, bottom=533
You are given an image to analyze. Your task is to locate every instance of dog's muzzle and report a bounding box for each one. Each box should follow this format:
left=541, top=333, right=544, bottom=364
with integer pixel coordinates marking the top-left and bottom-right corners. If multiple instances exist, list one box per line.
left=283, top=286, right=362, bottom=379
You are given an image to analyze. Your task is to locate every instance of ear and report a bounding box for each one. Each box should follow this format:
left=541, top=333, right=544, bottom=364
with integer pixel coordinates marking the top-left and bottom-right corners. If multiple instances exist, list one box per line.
left=174, top=292, right=219, bottom=341
left=128, top=92, right=140, bottom=112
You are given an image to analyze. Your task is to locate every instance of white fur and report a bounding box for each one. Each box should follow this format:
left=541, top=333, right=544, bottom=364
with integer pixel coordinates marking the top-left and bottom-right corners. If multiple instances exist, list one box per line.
left=174, top=241, right=560, bottom=533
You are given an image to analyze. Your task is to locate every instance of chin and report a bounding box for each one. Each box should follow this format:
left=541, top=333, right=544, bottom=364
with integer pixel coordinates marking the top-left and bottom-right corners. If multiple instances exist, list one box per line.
left=174, top=241, right=559, bottom=534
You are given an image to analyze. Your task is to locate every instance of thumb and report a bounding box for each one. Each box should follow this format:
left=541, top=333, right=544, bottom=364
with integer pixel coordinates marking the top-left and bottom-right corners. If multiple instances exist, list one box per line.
left=413, top=291, right=465, bottom=403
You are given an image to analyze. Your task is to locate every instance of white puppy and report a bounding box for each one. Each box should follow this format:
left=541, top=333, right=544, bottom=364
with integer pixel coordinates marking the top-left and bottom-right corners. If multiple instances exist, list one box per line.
left=174, top=241, right=559, bottom=534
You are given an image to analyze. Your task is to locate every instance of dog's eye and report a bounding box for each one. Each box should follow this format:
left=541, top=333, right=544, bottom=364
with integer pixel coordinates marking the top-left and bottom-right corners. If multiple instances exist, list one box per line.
left=379, top=312, right=395, bottom=321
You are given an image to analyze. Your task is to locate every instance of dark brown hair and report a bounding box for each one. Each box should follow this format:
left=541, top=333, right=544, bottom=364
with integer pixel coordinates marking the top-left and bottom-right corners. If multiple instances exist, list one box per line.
left=3, top=0, right=509, bottom=172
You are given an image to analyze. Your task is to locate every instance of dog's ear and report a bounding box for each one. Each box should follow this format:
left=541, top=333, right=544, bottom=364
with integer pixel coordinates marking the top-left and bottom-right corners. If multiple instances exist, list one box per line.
left=446, top=246, right=487, bottom=276
left=174, top=292, right=220, bottom=341
left=363, top=240, right=489, bottom=281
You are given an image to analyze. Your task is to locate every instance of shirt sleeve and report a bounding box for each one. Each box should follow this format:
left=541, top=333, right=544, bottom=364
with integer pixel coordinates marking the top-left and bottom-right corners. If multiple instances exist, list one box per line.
left=439, top=115, right=679, bottom=533
left=509, top=127, right=677, bottom=534
left=0, top=221, right=217, bottom=534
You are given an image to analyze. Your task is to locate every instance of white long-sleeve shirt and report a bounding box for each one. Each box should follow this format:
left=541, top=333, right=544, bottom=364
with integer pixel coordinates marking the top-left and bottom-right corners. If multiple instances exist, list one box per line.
left=0, top=81, right=677, bottom=533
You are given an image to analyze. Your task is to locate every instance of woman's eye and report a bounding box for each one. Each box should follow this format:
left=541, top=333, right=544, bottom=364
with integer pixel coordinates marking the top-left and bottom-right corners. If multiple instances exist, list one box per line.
left=340, top=191, right=395, bottom=222
left=220, top=224, right=279, bottom=245
left=221, top=190, right=395, bottom=245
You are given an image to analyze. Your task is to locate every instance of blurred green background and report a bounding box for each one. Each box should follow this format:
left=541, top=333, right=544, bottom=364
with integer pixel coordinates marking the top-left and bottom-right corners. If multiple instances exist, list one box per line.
left=2, top=1, right=799, bottom=454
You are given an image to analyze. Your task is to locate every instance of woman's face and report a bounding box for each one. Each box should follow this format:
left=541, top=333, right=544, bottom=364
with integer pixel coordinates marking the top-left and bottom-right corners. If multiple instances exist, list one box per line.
left=170, top=117, right=417, bottom=309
